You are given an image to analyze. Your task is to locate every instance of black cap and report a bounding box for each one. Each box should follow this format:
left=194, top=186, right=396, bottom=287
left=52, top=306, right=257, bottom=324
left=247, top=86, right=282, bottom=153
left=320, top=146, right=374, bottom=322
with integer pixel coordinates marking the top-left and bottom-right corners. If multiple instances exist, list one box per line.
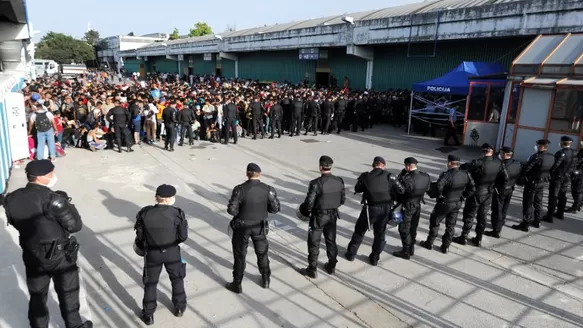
left=481, top=143, right=494, bottom=151
left=373, top=156, right=386, bottom=165
left=156, top=184, right=176, bottom=198
left=448, top=155, right=460, bottom=162
left=319, top=155, right=334, bottom=166
left=404, top=157, right=418, bottom=165
left=561, top=136, right=573, bottom=142
left=536, top=139, right=550, bottom=145
left=246, top=162, right=261, bottom=173
left=501, top=146, right=514, bottom=153
left=25, top=159, right=54, bottom=177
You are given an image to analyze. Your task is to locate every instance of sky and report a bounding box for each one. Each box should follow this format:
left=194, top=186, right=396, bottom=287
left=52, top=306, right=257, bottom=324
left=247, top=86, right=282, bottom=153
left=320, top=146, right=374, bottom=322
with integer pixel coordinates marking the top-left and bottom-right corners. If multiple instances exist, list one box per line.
left=26, top=0, right=421, bottom=41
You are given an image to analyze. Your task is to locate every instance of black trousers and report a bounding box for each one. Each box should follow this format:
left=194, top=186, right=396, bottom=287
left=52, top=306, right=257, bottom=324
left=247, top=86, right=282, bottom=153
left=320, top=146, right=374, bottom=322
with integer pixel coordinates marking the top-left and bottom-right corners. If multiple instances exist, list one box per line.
left=164, top=123, right=176, bottom=149
left=113, top=123, right=131, bottom=149
left=461, top=191, right=492, bottom=239
left=307, top=211, right=338, bottom=272
left=444, top=124, right=460, bottom=145
left=547, top=177, right=569, bottom=217
left=231, top=225, right=269, bottom=281
left=305, top=116, right=318, bottom=135
left=223, top=119, right=238, bottom=144
left=398, top=201, right=422, bottom=250
left=334, top=112, right=345, bottom=133
left=179, top=123, right=193, bottom=145
left=142, top=246, right=186, bottom=316
left=523, top=182, right=546, bottom=224
left=252, top=116, right=265, bottom=137
left=290, top=114, right=302, bottom=135
left=346, top=204, right=390, bottom=260
left=491, top=189, right=513, bottom=233
left=320, top=114, right=331, bottom=133
left=426, top=201, right=462, bottom=247
left=572, top=174, right=583, bottom=209
left=23, top=247, right=84, bottom=328
left=270, top=117, right=282, bottom=137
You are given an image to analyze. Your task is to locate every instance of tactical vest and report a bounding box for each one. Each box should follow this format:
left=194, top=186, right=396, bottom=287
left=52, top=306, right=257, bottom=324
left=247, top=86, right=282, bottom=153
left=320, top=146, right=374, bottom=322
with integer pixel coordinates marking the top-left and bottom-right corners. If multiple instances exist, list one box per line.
left=142, top=205, right=180, bottom=248
left=362, top=169, right=392, bottom=205
left=443, top=168, right=470, bottom=201
left=316, top=175, right=344, bottom=210
left=530, top=152, right=554, bottom=181
left=472, top=157, right=500, bottom=189
left=238, top=181, right=270, bottom=224
left=408, top=170, right=431, bottom=200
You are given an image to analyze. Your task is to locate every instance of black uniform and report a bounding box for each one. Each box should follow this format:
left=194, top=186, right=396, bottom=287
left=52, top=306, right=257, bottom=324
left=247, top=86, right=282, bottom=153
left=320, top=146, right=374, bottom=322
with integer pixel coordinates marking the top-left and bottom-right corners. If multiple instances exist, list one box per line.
left=4, top=184, right=88, bottom=328
left=320, top=101, right=333, bottom=134
left=546, top=147, right=576, bottom=220
left=280, top=98, right=292, bottom=132
left=223, top=102, right=239, bottom=144
left=422, top=168, right=475, bottom=250
left=162, top=106, right=178, bottom=150
left=302, top=173, right=345, bottom=274
left=346, top=169, right=404, bottom=263
left=290, top=100, right=303, bottom=136
left=569, top=149, right=583, bottom=212
left=333, top=99, right=347, bottom=134
left=135, top=204, right=188, bottom=317
left=269, top=103, right=283, bottom=138
left=227, top=180, right=280, bottom=286
left=250, top=101, right=265, bottom=139
left=457, top=156, right=506, bottom=244
left=304, top=100, right=320, bottom=136
left=490, top=158, right=521, bottom=234
left=355, top=99, right=368, bottom=131
left=177, top=107, right=195, bottom=146
left=397, top=169, right=431, bottom=256
left=107, top=105, right=132, bottom=152
left=520, top=151, right=554, bottom=228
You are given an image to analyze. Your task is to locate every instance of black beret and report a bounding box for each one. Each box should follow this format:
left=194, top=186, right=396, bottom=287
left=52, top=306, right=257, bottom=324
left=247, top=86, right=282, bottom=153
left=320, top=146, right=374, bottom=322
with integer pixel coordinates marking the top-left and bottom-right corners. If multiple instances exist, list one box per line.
left=25, top=159, right=54, bottom=177
left=561, top=136, right=573, bottom=142
left=481, top=143, right=494, bottom=150
left=536, top=139, right=550, bottom=145
left=501, top=146, right=514, bottom=153
left=448, top=155, right=460, bottom=162
left=156, top=184, right=176, bottom=198
left=246, top=162, right=261, bottom=173
left=373, top=156, right=386, bottom=165
left=404, top=157, right=418, bottom=165
left=319, top=155, right=334, bottom=166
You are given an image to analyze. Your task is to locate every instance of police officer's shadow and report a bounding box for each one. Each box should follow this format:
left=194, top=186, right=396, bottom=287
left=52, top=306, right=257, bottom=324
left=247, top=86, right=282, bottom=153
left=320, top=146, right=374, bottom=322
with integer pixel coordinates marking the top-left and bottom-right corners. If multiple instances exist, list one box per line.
left=98, top=189, right=140, bottom=223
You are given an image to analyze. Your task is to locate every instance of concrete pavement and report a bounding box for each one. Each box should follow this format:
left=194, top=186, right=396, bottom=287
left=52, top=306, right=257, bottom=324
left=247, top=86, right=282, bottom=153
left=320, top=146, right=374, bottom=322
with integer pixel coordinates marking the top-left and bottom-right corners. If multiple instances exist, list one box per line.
left=0, top=125, right=582, bottom=328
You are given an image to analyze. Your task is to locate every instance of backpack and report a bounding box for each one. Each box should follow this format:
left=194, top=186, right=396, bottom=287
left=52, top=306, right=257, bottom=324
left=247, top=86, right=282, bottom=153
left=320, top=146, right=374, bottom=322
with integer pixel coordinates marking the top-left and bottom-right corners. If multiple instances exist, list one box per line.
left=35, top=112, right=52, bottom=132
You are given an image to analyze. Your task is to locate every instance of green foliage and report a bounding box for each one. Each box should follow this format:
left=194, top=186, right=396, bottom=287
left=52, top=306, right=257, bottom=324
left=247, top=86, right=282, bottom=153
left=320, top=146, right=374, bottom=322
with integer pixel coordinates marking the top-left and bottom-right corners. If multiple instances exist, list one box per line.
left=35, top=32, right=95, bottom=64
left=84, top=29, right=100, bottom=45
left=169, top=28, right=180, bottom=40
left=188, top=22, right=212, bottom=37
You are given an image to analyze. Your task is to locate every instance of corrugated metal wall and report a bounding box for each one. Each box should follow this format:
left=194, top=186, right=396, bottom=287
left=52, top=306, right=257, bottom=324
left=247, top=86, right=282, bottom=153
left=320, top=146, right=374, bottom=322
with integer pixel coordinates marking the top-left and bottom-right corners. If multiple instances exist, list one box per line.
left=372, top=37, right=533, bottom=90
left=193, top=54, right=216, bottom=75
left=328, top=48, right=367, bottom=90
left=123, top=58, right=142, bottom=73
left=153, top=57, right=178, bottom=73
left=222, top=59, right=236, bottom=78
left=238, top=51, right=316, bottom=83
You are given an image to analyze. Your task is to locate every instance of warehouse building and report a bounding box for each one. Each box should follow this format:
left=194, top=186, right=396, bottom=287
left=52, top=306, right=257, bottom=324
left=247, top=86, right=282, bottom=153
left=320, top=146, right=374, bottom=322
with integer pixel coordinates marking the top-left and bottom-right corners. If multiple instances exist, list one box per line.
left=96, top=33, right=168, bottom=73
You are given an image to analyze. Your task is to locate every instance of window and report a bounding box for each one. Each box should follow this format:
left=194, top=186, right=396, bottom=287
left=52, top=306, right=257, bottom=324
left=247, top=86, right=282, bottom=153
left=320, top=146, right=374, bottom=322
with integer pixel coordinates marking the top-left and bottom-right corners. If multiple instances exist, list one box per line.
left=467, top=85, right=488, bottom=121
left=486, top=86, right=505, bottom=123
left=550, top=89, right=583, bottom=133
left=507, top=83, right=521, bottom=123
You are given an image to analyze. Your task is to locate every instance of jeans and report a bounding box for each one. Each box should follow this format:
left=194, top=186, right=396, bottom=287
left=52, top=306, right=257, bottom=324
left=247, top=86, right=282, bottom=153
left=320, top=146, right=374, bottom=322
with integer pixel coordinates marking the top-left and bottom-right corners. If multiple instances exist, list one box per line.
left=36, top=129, right=56, bottom=160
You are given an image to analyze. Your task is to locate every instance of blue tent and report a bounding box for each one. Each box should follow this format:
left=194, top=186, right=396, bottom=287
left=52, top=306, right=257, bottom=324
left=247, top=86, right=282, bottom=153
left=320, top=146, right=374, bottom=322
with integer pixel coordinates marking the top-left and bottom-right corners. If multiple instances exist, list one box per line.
left=412, top=61, right=506, bottom=95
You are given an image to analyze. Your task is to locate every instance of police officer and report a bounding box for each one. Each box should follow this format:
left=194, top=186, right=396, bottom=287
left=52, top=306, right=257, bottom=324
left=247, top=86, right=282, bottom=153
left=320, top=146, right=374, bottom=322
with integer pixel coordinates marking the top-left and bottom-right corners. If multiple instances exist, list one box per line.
left=134, top=184, right=188, bottom=325
left=178, top=104, right=195, bottom=146
left=162, top=99, right=178, bottom=151
left=345, top=156, right=404, bottom=265
left=269, top=99, right=283, bottom=139
left=281, top=94, right=292, bottom=133
left=304, top=97, right=320, bottom=136
left=567, top=143, right=583, bottom=213
left=320, top=96, right=333, bottom=134
left=453, top=143, right=506, bottom=247
left=106, top=99, right=133, bottom=153
left=393, top=157, right=431, bottom=260
left=333, top=94, right=347, bottom=134
left=299, top=156, right=345, bottom=278
left=485, top=147, right=522, bottom=238
left=226, top=163, right=280, bottom=293
left=250, top=96, right=266, bottom=139
left=3, top=160, right=92, bottom=328
left=420, top=155, right=475, bottom=253
left=290, top=95, right=303, bottom=137
left=544, top=136, right=576, bottom=222
left=512, top=139, right=555, bottom=231
left=223, top=96, right=239, bottom=145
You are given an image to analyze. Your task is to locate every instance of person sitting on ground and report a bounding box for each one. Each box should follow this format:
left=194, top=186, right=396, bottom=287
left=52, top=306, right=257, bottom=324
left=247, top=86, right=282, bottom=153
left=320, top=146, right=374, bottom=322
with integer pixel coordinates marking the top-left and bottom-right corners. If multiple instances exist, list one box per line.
left=206, top=122, right=220, bottom=143
left=87, top=123, right=108, bottom=151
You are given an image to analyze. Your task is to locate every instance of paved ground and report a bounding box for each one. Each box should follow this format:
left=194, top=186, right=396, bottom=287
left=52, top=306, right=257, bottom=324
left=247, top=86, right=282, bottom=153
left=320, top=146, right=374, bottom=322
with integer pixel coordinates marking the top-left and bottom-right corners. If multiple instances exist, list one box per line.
left=1, top=125, right=582, bottom=328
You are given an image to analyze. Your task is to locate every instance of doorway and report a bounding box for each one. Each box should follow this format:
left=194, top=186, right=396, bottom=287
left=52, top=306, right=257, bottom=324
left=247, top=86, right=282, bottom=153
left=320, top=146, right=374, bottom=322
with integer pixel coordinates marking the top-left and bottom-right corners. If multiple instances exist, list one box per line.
left=215, top=68, right=222, bottom=77
left=316, top=72, right=330, bottom=88
left=188, top=67, right=193, bottom=75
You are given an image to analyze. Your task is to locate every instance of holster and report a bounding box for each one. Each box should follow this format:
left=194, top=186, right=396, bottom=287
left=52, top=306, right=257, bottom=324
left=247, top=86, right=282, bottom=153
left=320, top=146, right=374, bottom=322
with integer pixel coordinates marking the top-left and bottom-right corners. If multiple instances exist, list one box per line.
left=64, top=236, right=79, bottom=263
left=261, top=220, right=269, bottom=236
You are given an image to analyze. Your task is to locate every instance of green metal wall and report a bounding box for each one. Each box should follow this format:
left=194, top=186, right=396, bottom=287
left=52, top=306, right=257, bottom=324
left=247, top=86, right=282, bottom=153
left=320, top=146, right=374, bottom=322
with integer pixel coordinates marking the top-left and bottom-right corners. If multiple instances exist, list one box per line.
left=123, top=58, right=142, bottom=73
left=238, top=51, right=316, bottom=83
left=372, top=37, right=533, bottom=90
left=328, top=48, right=367, bottom=90
left=222, top=59, right=236, bottom=78
left=193, top=55, right=216, bottom=75
left=152, top=57, right=178, bottom=73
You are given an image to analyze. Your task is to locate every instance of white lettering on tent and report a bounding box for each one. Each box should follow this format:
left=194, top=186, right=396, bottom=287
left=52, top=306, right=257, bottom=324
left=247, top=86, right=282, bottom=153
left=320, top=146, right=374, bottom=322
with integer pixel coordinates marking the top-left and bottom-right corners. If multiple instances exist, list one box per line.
left=426, top=86, right=451, bottom=92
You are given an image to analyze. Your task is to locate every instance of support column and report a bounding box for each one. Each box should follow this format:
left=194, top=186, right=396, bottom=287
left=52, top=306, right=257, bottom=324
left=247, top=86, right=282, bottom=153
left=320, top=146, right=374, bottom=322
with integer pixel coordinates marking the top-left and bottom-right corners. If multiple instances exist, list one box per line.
left=220, top=52, right=238, bottom=78
left=346, top=45, right=374, bottom=90
left=365, top=60, right=373, bottom=90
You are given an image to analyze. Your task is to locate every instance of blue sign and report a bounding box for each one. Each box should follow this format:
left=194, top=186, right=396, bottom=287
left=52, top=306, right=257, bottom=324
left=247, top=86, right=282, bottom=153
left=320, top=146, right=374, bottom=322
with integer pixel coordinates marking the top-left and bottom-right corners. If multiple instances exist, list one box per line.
left=299, top=48, right=319, bottom=60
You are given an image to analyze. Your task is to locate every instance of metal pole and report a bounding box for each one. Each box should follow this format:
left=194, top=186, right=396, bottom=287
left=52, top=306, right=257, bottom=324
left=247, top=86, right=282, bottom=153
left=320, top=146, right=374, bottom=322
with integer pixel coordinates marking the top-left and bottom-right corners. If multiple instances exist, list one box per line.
left=407, top=91, right=414, bottom=134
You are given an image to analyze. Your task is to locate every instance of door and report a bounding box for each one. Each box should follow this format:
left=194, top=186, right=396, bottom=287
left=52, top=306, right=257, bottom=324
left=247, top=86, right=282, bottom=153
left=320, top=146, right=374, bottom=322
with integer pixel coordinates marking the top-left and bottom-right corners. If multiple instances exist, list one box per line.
left=139, top=64, right=145, bottom=77
left=215, top=68, right=222, bottom=77
left=4, top=93, right=29, bottom=161
left=316, top=72, right=329, bottom=88
left=0, top=100, right=12, bottom=194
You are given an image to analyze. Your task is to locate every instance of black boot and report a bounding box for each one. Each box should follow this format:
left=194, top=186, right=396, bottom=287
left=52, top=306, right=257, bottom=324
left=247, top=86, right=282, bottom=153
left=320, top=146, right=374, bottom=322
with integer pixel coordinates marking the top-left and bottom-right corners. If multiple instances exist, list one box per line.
left=261, top=275, right=270, bottom=289
left=542, top=214, right=554, bottom=223
left=369, top=255, right=379, bottom=266
left=82, top=320, right=94, bottom=328
left=440, top=244, right=449, bottom=254
left=530, top=221, right=540, bottom=228
left=392, top=249, right=410, bottom=260
left=140, top=314, right=154, bottom=325
left=410, top=243, right=415, bottom=256
left=226, top=281, right=242, bottom=294
left=484, top=230, right=500, bottom=239
left=127, top=146, right=134, bottom=152
left=118, top=145, right=123, bottom=153
left=512, top=221, right=530, bottom=232
left=470, top=236, right=482, bottom=247
left=299, top=268, right=317, bottom=279
left=566, top=206, right=580, bottom=213
left=174, top=308, right=185, bottom=317
left=420, top=240, right=433, bottom=250
left=344, top=252, right=355, bottom=262
left=452, top=235, right=467, bottom=245
left=324, top=262, right=336, bottom=275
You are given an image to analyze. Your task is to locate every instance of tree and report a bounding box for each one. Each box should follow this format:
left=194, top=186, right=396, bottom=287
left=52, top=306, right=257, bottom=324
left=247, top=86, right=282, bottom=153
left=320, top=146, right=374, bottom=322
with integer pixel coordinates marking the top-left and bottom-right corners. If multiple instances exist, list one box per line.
left=127, top=32, right=135, bottom=36
left=189, top=22, right=212, bottom=37
left=169, top=28, right=180, bottom=40
left=35, top=32, right=95, bottom=64
left=84, top=29, right=100, bottom=45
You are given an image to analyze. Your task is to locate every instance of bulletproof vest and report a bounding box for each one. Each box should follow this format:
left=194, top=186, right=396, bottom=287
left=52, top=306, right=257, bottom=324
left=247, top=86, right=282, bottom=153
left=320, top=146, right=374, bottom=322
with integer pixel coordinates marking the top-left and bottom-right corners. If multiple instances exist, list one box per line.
left=473, top=157, right=500, bottom=189
left=111, top=106, right=128, bottom=124
left=4, top=184, right=68, bottom=249
left=555, top=148, right=576, bottom=175
left=307, top=101, right=319, bottom=116
left=237, top=180, right=270, bottom=223
left=163, top=107, right=177, bottom=123
left=293, top=101, right=303, bottom=114
left=443, top=168, right=470, bottom=201
left=336, top=100, right=347, bottom=112
left=406, top=170, right=431, bottom=199
left=281, top=98, right=291, bottom=108
left=251, top=102, right=262, bottom=116
left=225, top=103, right=237, bottom=119
left=321, top=101, right=333, bottom=114
left=361, top=169, right=392, bottom=205
left=529, top=152, right=554, bottom=181
left=315, top=174, right=344, bottom=210
left=356, top=101, right=367, bottom=113
left=271, top=104, right=282, bottom=117
left=499, top=159, right=522, bottom=189
left=178, top=108, right=192, bottom=122
left=141, top=205, right=180, bottom=248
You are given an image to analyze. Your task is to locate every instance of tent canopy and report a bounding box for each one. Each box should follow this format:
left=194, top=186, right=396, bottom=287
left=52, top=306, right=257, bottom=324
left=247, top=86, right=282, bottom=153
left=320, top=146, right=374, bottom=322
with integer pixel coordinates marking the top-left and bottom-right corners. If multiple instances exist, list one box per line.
left=412, top=61, right=506, bottom=95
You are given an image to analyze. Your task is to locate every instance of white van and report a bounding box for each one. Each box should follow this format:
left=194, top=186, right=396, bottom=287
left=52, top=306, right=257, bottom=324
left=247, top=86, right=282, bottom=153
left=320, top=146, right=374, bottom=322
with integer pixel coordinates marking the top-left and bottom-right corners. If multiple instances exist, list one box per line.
left=34, top=59, right=59, bottom=76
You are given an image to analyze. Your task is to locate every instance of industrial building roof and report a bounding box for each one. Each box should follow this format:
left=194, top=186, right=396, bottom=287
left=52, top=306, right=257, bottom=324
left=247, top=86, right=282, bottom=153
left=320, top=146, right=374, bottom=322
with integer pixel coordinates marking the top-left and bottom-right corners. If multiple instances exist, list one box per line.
left=513, top=33, right=583, bottom=76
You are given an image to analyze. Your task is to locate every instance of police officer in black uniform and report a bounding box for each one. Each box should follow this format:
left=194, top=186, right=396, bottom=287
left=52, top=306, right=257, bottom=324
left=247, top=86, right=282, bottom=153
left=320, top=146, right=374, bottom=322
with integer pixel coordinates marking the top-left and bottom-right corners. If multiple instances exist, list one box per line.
left=512, top=139, right=555, bottom=231
left=485, top=147, right=522, bottom=238
left=223, top=96, right=239, bottom=144
left=320, top=96, right=333, bottom=135
left=106, top=99, right=133, bottom=153
left=162, top=99, right=178, bottom=151
left=567, top=143, right=583, bottom=213
left=290, top=95, right=303, bottom=137
left=544, top=136, right=576, bottom=222
left=226, top=163, right=280, bottom=293
left=420, top=155, right=475, bottom=253
left=281, top=94, right=292, bottom=134
left=453, top=143, right=506, bottom=247
left=299, top=156, right=345, bottom=278
left=178, top=104, right=195, bottom=146
left=250, top=96, right=266, bottom=139
left=345, top=156, right=404, bottom=265
left=333, top=94, right=347, bottom=134
left=269, top=99, right=283, bottom=139
left=304, top=97, right=320, bottom=136
left=134, top=184, right=188, bottom=325
left=3, top=160, right=93, bottom=328
left=393, top=157, right=431, bottom=260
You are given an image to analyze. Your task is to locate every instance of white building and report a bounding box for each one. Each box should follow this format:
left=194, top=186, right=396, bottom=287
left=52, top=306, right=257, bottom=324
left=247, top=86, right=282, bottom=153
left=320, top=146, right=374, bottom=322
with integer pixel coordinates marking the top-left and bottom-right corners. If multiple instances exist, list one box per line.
left=96, top=34, right=168, bottom=73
